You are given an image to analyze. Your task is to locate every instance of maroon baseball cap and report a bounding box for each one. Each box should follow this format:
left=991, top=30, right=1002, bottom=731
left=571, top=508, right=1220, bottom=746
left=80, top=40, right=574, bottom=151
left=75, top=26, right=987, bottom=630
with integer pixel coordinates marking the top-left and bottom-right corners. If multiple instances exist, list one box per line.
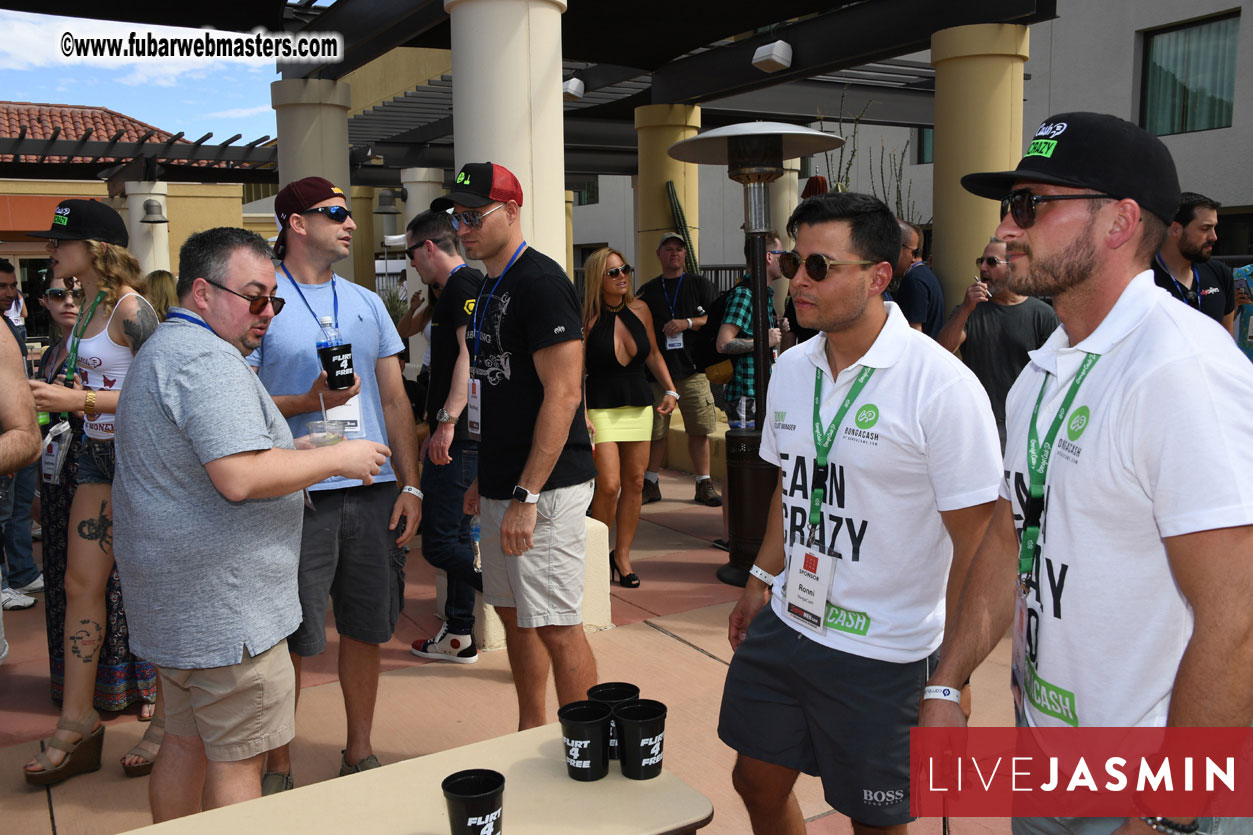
left=273, top=176, right=348, bottom=258
left=430, top=162, right=524, bottom=211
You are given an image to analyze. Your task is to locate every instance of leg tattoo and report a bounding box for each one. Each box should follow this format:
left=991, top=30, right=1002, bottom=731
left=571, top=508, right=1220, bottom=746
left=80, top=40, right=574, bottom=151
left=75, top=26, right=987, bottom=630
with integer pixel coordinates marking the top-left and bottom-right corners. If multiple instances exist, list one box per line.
left=77, top=500, right=113, bottom=553
left=69, top=620, right=102, bottom=663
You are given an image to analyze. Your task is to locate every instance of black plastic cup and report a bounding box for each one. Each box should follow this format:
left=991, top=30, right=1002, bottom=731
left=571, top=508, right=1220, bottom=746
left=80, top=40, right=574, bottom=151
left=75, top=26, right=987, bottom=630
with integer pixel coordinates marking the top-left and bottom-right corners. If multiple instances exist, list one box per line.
left=557, top=700, right=611, bottom=781
left=317, top=342, right=355, bottom=389
left=441, top=768, right=505, bottom=834
left=614, top=699, right=667, bottom=779
left=587, top=682, right=640, bottom=760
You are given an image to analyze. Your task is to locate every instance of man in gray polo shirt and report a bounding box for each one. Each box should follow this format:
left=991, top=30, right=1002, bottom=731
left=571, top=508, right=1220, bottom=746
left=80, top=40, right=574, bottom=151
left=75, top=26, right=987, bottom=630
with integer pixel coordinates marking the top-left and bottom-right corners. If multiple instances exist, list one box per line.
left=114, top=227, right=389, bottom=822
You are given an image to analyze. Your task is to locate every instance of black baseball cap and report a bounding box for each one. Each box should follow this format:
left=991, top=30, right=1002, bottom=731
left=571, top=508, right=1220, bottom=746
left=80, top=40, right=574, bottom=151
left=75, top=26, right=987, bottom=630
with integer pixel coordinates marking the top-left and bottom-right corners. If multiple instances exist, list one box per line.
left=961, top=112, right=1181, bottom=224
left=29, top=199, right=129, bottom=247
left=430, top=162, right=524, bottom=211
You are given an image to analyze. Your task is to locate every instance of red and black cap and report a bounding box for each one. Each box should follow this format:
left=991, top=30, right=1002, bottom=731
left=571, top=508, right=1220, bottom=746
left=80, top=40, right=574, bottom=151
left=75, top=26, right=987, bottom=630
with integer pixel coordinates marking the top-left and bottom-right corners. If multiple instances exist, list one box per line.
left=430, top=162, right=524, bottom=211
left=961, top=111, right=1181, bottom=224
left=273, top=176, right=347, bottom=258
left=29, top=199, right=129, bottom=247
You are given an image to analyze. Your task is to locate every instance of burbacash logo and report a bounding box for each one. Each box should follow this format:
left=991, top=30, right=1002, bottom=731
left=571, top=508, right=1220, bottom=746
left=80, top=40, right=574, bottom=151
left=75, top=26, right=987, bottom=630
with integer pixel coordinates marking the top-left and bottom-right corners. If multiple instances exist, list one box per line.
left=855, top=404, right=879, bottom=429
left=1066, top=406, right=1090, bottom=441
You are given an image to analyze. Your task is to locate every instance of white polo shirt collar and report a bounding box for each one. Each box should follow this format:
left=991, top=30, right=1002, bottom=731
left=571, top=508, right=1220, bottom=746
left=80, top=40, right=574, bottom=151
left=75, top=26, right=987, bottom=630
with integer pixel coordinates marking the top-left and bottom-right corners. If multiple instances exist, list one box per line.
left=1027, top=270, right=1159, bottom=376
left=803, top=301, right=912, bottom=379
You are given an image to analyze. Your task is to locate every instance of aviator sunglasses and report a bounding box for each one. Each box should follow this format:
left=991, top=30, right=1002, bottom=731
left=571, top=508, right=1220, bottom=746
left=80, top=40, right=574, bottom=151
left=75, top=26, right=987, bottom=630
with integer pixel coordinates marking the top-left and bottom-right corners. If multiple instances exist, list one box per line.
left=450, top=203, right=505, bottom=231
left=1000, top=189, right=1113, bottom=229
left=777, top=250, right=876, bottom=281
left=605, top=264, right=633, bottom=278
left=45, top=287, right=84, bottom=302
left=975, top=256, right=1008, bottom=267
left=204, top=279, right=286, bottom=315
left=299, top=205, right=353, bottom=223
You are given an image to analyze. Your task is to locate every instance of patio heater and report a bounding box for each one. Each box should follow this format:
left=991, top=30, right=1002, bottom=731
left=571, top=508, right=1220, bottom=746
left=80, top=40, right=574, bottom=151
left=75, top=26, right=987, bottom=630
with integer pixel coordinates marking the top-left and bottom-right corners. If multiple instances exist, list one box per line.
left=668, top=122, right=842, bottom=586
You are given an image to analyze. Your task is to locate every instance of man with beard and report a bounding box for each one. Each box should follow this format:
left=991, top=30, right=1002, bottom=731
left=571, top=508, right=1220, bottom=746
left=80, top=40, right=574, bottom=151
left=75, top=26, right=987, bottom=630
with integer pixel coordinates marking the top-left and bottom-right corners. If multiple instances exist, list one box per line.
left=921, top=112, right=1253, bottom=835
left=1151, top=192, right=1238, bottom=335
left=936, top=236, right=1058, bottom=447
left=719, top=191, right=1000, bottom=834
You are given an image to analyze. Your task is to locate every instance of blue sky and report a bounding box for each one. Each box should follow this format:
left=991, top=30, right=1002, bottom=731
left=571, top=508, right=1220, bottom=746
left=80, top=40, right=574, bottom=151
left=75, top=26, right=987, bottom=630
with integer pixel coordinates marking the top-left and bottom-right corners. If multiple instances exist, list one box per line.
left=0, top=11, right=287, bottom=143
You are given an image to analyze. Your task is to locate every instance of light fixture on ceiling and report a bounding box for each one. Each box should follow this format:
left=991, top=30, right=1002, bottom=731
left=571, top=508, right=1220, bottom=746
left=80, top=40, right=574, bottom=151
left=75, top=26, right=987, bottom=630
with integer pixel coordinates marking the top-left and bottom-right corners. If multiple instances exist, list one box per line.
left=562, top=77, right=585, bottom=101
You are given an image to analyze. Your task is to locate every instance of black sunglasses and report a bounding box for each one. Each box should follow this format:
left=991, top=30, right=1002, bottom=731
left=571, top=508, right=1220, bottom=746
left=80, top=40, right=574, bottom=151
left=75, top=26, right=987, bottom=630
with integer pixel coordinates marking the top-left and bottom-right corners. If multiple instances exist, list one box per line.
left=901, top=243, right=921, bottom=258
left=405, top=240, right=428, bottom=261
left=777, top=250, right=875, bottom=282
left=44, top=288, right=84, bottom=301
left=1000, top=190, right=1113, bottom=229
left=299, top=205, right=353, bottom=223
left=975, top=257, right=1007, bottom=267
left=204, top=279, right=285, bottom=315
left=606, top=264, right=633, bottom=278
left=450, top=204, right=504, bottom=231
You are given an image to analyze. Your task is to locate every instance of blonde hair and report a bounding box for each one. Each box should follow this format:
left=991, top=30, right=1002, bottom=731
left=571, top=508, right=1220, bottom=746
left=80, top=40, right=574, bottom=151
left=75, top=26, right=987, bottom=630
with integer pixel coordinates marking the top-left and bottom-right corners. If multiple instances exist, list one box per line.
left=85, top=240, right=142, bottom=311
left=143, top=269, right=178, bottom=321
left=581, top=247, right=632, bottom=329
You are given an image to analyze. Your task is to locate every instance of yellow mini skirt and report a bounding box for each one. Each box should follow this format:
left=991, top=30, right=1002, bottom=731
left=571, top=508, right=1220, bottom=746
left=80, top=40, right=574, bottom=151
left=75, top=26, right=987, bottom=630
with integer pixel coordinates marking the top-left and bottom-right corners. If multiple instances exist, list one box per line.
left=588, top=405, right=652, bottom=444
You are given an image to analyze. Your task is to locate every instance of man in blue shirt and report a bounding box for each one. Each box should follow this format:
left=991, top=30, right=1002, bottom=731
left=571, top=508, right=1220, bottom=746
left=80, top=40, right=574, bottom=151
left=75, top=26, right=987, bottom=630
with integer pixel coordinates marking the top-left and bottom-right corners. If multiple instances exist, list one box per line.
left=893, top=220, right=944, bottom=339
left=249, top=177, right=422, bottom=792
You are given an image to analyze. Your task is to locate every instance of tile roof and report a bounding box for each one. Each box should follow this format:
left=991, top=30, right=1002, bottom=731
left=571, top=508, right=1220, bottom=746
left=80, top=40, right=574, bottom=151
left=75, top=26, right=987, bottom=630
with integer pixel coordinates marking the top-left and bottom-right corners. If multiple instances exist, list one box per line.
left=0, top=100, right=184, bottom=164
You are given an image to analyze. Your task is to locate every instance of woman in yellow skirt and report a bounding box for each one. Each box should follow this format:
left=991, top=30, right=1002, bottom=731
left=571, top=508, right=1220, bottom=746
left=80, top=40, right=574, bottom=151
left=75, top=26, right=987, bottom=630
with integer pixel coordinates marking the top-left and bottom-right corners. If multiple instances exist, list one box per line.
left=582, top=247, right=678, bottom=587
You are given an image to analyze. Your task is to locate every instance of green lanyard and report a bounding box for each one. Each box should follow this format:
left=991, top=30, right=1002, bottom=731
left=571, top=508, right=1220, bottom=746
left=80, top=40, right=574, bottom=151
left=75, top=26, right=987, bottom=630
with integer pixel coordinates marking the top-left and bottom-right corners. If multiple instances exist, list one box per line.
left=1018, top=352, right=1100, bottom=583
left=810, top=365, right=875, bottom=529
left=60, top=291, right=104, bottom=418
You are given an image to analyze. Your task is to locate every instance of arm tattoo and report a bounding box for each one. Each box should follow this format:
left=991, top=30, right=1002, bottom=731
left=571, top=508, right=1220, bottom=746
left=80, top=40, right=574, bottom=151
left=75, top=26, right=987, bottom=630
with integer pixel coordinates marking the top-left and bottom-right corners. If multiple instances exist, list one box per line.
left=721, top=336, right=754, bottom=355
left=123, top=303, right=159, bottom=353
left=76, top=500, right=113, bottom=554
left=69, top=619, right=102, bottom=663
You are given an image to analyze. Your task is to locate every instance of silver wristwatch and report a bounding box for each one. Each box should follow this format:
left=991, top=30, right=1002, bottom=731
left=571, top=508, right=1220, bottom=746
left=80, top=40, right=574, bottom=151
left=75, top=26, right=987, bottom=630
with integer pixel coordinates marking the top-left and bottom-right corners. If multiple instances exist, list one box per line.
left=436, top=408, right=458, bottom=424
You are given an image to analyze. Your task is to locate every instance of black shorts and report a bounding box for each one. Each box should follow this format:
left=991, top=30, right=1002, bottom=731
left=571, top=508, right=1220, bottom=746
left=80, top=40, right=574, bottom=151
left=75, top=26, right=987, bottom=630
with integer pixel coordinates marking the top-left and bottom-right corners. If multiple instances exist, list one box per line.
left=718, top=605, right=937, bottom=827
left=288, top=482, right=406, bottom=655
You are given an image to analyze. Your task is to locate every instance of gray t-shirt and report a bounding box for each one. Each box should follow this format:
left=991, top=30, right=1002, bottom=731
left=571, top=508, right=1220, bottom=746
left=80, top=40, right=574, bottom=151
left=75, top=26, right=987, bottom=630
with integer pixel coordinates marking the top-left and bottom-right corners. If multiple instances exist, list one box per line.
left=959, top=296, right=1060, bottom=427
left=114, top=308, right=303, bottom=669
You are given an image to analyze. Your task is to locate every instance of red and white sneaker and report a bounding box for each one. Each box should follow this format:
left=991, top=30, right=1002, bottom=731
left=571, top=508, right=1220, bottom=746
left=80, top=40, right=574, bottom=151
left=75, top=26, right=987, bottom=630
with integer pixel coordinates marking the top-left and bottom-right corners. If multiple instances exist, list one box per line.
left=411, top=624, right=478, bottom=664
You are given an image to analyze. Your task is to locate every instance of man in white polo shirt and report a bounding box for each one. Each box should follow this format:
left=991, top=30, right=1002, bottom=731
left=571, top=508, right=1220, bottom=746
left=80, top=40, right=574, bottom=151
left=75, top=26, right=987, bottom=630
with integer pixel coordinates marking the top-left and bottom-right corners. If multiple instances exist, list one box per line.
left=921, top=112, right=1253, bottom=835
left=718, top=191, right=1001, bottom=834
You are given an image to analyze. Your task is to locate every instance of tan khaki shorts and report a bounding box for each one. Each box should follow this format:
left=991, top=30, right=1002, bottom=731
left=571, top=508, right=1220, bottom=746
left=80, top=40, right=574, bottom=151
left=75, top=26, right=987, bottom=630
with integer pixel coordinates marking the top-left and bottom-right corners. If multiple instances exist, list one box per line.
left=159, top=640, right=296, bottom=762
left=650, top=374, right=717, bottom=440
left=480, top=480, right=594, bottom=628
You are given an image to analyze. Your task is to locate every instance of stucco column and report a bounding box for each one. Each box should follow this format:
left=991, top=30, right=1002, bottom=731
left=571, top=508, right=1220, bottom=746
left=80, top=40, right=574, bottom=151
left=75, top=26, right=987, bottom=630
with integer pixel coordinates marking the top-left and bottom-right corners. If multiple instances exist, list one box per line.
left=635, top=104, right=700, bottom=280
left=931, top=24, right=1029, bottom=309
left=271, top=77, right=355, bottom=281
left=768, top=158, right=800, bottom=317
left=444, top=0, right=568, bottom=267
left=123, top=181, right=169, bottom=277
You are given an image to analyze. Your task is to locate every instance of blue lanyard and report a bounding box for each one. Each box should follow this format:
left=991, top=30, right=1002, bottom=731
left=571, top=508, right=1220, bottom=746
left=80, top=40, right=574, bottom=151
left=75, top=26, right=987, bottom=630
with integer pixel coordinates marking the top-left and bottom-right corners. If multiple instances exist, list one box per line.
left=471, top=242, right=527, bottom=368
left=449, top=263, right=467, bottom=280
left=1155, top=255, right=1200, bottom=309
left=166, top=310, right=216, bottom=334
left=281, top=263, right=338, bottom=328
left=661, top=273, right=685, bottom=319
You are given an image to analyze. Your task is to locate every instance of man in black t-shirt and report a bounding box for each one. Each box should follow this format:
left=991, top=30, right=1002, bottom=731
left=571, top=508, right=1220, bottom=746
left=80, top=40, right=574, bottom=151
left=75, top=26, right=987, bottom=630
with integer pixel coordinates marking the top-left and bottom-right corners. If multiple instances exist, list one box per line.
left=635, top=233, right=722, bottom=507
left=405, top=210, right=486, bottom=664
left=1151, top=191, right=1238, bottom=336
left=439, top=162, right=597, bottom=730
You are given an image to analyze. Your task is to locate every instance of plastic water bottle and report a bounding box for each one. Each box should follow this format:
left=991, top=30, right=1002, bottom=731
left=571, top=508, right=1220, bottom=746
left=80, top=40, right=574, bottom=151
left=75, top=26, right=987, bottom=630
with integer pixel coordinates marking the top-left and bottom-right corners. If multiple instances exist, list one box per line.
left=316, top=316, right=342, bottom=349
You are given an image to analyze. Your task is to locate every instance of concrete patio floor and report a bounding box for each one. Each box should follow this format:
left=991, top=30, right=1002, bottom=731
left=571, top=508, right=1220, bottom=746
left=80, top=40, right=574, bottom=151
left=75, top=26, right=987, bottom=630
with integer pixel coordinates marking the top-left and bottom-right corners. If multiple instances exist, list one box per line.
left=0, top=469, right=1013, bottom=834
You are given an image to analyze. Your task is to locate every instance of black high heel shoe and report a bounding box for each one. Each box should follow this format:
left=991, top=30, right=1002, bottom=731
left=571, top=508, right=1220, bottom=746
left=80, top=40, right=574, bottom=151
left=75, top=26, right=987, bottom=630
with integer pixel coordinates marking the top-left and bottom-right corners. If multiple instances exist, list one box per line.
left=609, top=550, right=640, bottom=588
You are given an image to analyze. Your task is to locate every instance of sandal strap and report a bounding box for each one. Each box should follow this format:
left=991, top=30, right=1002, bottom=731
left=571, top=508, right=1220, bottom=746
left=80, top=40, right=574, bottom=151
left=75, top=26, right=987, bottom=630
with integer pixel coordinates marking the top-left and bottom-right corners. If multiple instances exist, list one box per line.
left=30, top=749, right=59, bottom=769
left=126, top=722, right=165, bottom=762
left=55, top=711, right=100, bottom=736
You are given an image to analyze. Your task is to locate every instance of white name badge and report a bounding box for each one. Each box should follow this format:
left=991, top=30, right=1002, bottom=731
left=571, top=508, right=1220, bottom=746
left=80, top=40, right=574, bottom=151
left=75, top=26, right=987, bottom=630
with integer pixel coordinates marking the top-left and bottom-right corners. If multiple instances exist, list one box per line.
left=784, top=549, right=835, bottom=635
left=326, top=395, right=362, bottom=435
left=467, top=379, right=482, bottom=441
left=665, top=331, right=684, bottom=351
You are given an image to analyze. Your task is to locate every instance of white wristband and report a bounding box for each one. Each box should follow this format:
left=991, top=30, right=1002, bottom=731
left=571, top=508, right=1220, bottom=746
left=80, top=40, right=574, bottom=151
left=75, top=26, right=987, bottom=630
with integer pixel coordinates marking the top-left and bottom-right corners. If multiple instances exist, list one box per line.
left=664, top=389, right=680, bottom=400
left=401, top=485, right=424, bottom=501
left=922, top=685, right=963, bottom=704
left=686, top=317, right=692, bottom=329
left=749, top=564, right=775, bottom=586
